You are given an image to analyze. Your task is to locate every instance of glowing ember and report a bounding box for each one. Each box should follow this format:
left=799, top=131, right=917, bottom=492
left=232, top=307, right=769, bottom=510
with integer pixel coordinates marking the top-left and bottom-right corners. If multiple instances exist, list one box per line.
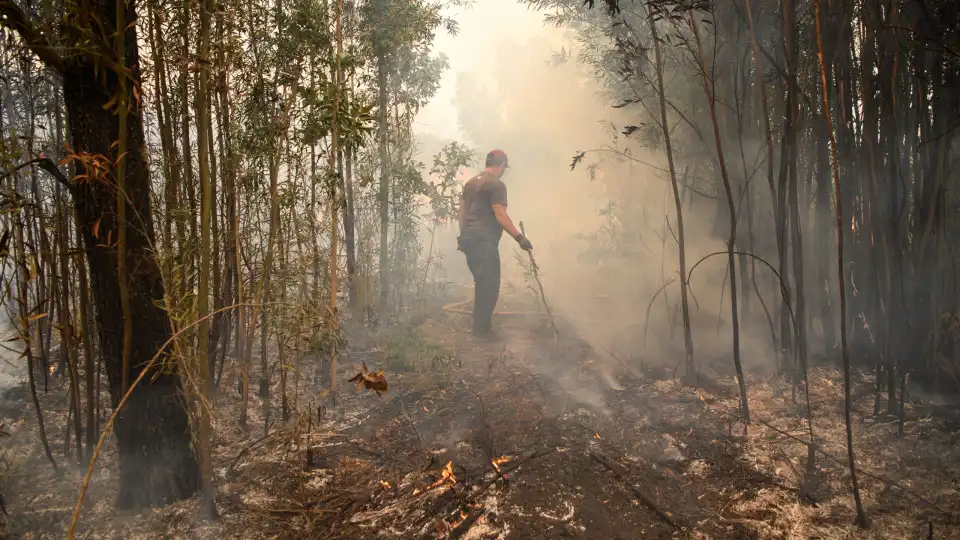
left=48, top=364, right=56, bottom=375
left=594, top=433, right=602, bottom=440
left=449, top=509, right=470, bottom=529
left=491, top=455, right=511, bottom=473
left=379, top=480, right=392, bottom=489
left=412, top=488, right=421, bottom=496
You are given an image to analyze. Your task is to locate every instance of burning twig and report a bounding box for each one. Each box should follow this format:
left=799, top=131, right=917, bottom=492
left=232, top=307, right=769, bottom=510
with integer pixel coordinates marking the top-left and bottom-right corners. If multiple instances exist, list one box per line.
left=518, top=221, right=558, bottom=342
left=347, top=361, right=388, bottom=396
left=466, top=448, right=554, bottom=503
left=430, top=460, right=457, bottom=489
left=590, top=450, right=680, bottom=529
left=449, top=507, right=486, bottom=539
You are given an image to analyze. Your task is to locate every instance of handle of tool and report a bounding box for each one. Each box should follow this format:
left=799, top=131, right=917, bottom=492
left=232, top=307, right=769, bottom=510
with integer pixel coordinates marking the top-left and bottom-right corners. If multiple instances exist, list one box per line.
left=517, top=222, right=558, bottom=339
left=518, top=221, right=534, bottom=266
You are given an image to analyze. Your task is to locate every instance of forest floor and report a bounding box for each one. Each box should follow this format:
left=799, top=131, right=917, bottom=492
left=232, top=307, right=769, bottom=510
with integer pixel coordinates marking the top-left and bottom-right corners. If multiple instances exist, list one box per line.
left=1, top=285, right=960, bottom=539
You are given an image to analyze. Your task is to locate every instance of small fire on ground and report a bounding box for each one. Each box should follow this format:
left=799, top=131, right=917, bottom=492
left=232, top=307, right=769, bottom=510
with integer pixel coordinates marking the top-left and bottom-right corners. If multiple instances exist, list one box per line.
left=423, top=460, right=457, bottom=493
left=379, top=480, right=392, bottom=490
left=439, top=507, right=478, bottom=536
left=449, top=508, right=471, bottom=529
left=491, top=455, right=511, bottom=473
left=430, top=461, right=456, bottom=488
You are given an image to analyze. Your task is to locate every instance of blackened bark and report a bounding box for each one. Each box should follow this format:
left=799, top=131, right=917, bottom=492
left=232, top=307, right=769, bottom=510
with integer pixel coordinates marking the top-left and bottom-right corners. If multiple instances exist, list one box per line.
left=62, top=0, right=199, bottom=508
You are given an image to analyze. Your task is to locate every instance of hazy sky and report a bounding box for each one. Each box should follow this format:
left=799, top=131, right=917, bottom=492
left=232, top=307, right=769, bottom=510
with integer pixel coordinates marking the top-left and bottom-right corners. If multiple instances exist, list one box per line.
left=414, top=0, right=548, bottom=143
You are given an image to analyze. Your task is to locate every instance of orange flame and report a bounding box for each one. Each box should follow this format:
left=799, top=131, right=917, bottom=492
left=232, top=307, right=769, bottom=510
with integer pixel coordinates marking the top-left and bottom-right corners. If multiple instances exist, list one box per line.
left=491, top=455, right=511, bottom=473
left=449, top=509, right=470, bottom=530
left=430, top=461, right=456, bottom=488
left=379, top=480, right=392, bottom=489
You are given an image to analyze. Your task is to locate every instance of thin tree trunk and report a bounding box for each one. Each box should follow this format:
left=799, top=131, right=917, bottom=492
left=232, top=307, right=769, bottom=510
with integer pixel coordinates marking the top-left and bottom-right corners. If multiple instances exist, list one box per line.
left=813, top=0, right=869, bottom=526
left=690, top=12, right=749, bottom=425
left=14, top=202, right=57, bottom=469
left=376, top=33, right=390, bottom=311
left=195, top=0, right=218, bottom=517
left=344, top=143, right=358, bottom=313
left=75, top=208, right=97, bottom=462
left=328, top=0, right=343, bottom=392
left=649, top=10, right=694, bottom=383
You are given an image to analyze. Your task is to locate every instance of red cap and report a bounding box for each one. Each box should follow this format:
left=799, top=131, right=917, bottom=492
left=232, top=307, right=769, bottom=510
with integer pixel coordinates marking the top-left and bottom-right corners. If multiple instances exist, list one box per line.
left=486, top=149, right=509, bottom=167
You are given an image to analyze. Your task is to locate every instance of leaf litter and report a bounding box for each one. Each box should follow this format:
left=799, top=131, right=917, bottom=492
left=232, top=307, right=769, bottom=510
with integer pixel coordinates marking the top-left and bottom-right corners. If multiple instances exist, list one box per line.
left=0, top=292, right=957, bottom=538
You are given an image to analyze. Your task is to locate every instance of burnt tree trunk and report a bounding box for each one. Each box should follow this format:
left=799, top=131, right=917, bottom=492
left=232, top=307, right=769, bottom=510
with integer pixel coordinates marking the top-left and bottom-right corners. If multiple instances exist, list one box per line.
left=61, top=0, right=199, bottom=508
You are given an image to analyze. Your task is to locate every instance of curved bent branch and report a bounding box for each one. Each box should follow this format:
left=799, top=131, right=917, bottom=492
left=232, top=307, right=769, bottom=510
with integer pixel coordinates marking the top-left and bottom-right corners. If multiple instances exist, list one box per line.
left=687, top=250, right=798, bottom=334
left=0, top=1, right=66, bottom=73
left=0, top=157, right=76, bottom=196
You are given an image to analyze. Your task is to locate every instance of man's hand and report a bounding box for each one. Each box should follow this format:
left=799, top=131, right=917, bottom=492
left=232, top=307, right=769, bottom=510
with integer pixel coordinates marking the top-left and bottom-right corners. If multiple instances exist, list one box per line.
left=515, top=234, right=533, bottom=251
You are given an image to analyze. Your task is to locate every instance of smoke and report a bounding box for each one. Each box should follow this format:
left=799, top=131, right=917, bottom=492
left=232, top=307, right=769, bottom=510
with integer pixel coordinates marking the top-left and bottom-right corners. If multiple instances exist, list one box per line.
left=0, top=311, right=23, bottom=395
left=415, top=1, right=782, bottom=406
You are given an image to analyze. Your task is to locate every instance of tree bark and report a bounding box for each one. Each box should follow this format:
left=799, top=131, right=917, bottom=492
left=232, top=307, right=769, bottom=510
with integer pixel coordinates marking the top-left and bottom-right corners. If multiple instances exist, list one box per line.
left=62, top=0, right=200, bottom=507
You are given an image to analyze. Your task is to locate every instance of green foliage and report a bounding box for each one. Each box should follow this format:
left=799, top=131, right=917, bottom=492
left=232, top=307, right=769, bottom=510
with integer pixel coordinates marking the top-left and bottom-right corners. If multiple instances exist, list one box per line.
left=392, top=50, right=449, bottom=110
left=380, top=323, right=452, bottom=372
left=427, top=141, right=473, bottom=222
left=299, top=85, right=376, bottom=148
left=361, top=0, right=450, bottom=59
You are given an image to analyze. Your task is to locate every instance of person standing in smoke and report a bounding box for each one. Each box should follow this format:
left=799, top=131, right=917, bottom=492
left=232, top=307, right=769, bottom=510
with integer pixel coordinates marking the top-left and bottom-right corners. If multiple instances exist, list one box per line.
left=457, top=149, right=534, bottom=337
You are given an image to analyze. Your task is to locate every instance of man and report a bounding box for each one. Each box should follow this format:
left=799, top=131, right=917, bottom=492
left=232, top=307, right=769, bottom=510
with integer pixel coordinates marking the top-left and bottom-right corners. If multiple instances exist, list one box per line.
left=457, top=149, right=534, bottom=337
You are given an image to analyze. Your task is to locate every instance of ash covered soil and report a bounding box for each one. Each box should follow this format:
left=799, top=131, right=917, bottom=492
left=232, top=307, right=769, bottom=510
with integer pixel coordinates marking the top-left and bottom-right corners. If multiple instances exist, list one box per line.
left=2, top=288, right=959, bottom=539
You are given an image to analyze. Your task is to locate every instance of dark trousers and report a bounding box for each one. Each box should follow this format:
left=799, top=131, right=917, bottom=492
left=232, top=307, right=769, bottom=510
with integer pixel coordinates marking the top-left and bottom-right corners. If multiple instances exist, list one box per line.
left=461, top=238, right=500, bottom=334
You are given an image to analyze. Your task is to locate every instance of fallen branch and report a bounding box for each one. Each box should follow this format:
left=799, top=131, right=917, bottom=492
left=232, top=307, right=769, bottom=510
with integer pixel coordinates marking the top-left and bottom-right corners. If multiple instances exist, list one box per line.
left=589, top=450, right=680, bottom=529
left=248, top=505, right=338, bottom=515
left=465, top=448, right=553, bottom=503
left=756, top=418, right=955, bottom=519
left=221, top=428, right=290, bottom=474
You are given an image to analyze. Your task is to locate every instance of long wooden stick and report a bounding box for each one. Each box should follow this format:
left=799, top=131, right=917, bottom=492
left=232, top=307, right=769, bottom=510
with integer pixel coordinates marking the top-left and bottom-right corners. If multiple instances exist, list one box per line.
left=518, top=221, right=557, bottom=341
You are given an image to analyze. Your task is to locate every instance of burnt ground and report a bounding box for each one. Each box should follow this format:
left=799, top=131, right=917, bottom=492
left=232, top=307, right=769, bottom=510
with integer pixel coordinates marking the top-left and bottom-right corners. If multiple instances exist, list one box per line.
left=1, top=285, right=960, bottom=539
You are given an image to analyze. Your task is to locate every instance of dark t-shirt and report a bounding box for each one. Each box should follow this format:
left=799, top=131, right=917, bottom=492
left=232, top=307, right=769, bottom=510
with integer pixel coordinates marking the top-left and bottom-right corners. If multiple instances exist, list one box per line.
left=459, top=171, right=508, bottom=243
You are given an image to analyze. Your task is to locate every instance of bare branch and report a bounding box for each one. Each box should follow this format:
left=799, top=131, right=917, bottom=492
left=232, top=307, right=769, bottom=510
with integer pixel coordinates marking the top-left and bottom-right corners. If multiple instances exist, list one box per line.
left=0, top=0, right=66, bottom=73
left=0, top=157, right=76, bottom=196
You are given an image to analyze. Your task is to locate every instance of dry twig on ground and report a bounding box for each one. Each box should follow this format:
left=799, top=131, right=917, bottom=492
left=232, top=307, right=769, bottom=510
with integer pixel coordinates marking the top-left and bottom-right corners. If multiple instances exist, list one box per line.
left=590, top=450, right=681, bottom=529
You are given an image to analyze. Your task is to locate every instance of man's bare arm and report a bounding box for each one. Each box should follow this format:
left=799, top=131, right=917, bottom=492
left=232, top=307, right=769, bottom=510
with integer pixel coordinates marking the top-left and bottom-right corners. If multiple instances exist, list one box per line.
left=492, top=203, right=522, bottom=239
left=457, top=194, right=467, bottom=234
